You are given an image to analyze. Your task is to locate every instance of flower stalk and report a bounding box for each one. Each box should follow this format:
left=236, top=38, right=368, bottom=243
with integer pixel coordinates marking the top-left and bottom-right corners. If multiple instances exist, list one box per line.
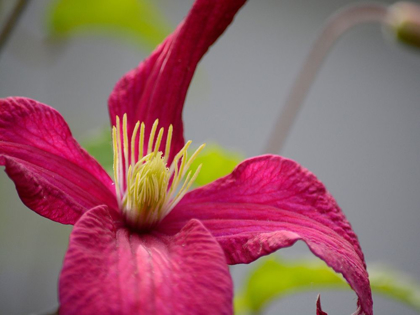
left=264, top=3, right=388, bottom=154
left=0, top=0, right=29, bottom=57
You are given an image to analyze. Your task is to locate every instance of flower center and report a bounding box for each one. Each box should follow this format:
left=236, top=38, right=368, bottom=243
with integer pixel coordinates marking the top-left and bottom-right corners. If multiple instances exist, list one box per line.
left=112, top=114, right=204, bottom=229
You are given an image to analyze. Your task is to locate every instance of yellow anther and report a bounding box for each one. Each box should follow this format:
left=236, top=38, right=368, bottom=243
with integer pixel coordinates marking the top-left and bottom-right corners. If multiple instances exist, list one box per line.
left=112, top=114, right=204, bottom=229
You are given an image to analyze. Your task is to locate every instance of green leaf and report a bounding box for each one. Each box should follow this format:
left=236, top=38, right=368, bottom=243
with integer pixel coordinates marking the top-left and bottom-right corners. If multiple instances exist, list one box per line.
left=190, top=144, right=244, bottom=187
left=234, top=257, right=420, bottom=315
left=234, top=257, right=343, bottom=315
left=47, top=0, right=171, bottom=48
left=82, top=127, right=113, bottom=174
left=368, top=265, right=420, bottom=312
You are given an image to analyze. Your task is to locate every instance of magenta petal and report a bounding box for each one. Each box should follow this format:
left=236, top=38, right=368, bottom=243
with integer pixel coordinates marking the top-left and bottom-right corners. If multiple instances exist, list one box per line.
left=0, top=97, right=117, bottom=224
left=316, top=296, right=328, bottom=315
left=160, top=155, right=372, bottom=315
left=108, top=0, right=246, bottom=163
left=59, top=206, right=233, bottom=315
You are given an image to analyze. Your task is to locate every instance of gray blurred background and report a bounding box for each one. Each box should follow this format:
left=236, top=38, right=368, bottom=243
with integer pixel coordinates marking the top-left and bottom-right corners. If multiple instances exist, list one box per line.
left=0, top=0, right=419, bottom=314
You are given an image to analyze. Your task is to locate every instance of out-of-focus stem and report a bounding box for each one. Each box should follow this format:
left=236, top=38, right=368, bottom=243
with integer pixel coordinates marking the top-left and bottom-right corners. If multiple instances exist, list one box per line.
left=0, top=0, right=29, bottom=56
left=264, top=4, right=388, bottom=154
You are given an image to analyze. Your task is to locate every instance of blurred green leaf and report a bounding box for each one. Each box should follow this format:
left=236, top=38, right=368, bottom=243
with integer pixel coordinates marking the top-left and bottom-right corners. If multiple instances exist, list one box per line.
left=368, top=266, right=420, bottom=312
left=82, top=127, right=113, bottom=174
left=190, top=144, right=244, bottom=187
left=234, top=257, right=420, bottom=315
left=234, top=257, right=343, bottom=315
left=47, top=0, right=171, bottom=48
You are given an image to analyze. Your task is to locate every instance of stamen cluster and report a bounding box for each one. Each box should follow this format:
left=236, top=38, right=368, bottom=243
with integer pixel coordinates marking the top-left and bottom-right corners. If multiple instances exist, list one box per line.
left=112, top=114, right=204, bottom=229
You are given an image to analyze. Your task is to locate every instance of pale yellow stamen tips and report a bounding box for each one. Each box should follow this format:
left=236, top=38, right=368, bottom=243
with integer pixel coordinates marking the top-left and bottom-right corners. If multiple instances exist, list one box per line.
left=112, top=114, right=204, bottom=229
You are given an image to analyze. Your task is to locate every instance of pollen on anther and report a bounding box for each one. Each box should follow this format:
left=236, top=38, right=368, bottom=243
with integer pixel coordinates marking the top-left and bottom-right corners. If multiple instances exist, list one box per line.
left=111, top=114, right=205, bottom=229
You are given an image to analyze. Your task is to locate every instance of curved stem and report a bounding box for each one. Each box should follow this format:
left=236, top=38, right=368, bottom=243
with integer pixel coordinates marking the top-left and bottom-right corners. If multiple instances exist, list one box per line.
left=264, top=4, right=388, bottom=154
left=0, top=0, right=29, bottom=57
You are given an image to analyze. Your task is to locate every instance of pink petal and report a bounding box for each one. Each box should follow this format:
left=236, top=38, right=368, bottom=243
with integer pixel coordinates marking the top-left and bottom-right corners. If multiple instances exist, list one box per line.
left=316, top=295, right=328, bottom=315
left=59, top=206, right=233, bottom=315
left=160, top=155, right=372, bottom=315
left=0, top=97, right=117, bottom=224
left=108, top=0, right=246, bottom=163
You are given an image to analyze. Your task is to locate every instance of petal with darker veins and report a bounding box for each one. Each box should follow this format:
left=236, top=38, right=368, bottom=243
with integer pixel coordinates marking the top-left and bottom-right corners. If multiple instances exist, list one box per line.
left=59, top=205, right=233, bottom=315
left=160, top=155, right=372, bottom=315
left=0, top=97, right=117, bottom=224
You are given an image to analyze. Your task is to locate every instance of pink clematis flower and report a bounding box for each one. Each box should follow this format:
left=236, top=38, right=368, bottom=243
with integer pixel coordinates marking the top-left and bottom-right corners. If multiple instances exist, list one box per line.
left=0, top=0, right=372, bottom=314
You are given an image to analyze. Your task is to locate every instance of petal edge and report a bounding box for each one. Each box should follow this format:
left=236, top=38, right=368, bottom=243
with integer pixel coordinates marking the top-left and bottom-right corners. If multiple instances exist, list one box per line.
left=108, top=0, right=246, bottom=164
left=59, top=206, right=233, bottom=315
left=0, top=97, right=117, bottom=224
left=161, top=155, right=372, bottom=315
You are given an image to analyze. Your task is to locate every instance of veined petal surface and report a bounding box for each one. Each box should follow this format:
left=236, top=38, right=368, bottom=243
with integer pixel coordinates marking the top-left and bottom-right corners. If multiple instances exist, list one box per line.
left=59, top=206, right=233, bottom=315
left=108, top=0, right=246, bottom=163
left=160, top=155, right=372, bottom=315
left=0, top=97, right=117, bottom=224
